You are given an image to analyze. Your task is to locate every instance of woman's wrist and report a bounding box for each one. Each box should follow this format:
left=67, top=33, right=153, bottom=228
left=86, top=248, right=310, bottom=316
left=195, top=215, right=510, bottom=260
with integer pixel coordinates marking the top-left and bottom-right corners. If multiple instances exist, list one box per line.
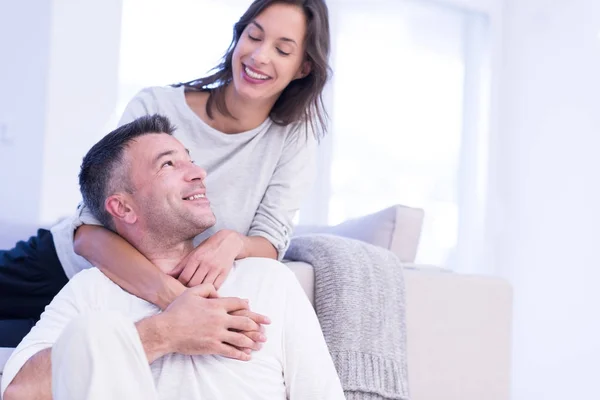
left=227, top=230, right=248, bottom=260
left=236, top=234, right=277, bottom=260
left=155, top=275, right=186, bottom=310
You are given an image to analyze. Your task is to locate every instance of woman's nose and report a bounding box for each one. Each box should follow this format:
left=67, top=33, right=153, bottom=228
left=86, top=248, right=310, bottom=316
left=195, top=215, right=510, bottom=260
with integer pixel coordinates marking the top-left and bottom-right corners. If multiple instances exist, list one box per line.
left=251, top=45, right=269, bottom=65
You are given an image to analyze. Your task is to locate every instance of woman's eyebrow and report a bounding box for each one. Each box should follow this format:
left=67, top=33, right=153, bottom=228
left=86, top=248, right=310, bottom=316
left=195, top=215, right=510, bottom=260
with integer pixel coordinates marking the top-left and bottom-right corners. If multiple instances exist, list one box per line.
left=250, top=20, right=297, bottom=45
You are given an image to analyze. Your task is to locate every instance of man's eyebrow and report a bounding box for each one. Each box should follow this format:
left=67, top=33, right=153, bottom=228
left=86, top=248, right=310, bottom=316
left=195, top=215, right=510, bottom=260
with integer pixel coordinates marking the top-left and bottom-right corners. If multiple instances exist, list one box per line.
left=152, top=149, right=176, bottom=165
left=250, top=20, right=297, bottom=45
left=152, top=148, right=191, bottom=165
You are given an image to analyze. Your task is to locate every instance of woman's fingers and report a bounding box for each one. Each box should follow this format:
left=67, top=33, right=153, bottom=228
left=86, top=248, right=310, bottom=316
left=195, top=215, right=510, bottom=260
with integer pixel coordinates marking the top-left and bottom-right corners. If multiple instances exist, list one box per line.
left=223, top=331, right=262, bottom=351
left=201, top=269, right=220, bottom=287
left=214, top=273, right=227, bottom=290
left=230, top=309, right=271, bottom=325
left=214, top=342, right=252, bottom=361
left=183, top=263, right=209, bottom=287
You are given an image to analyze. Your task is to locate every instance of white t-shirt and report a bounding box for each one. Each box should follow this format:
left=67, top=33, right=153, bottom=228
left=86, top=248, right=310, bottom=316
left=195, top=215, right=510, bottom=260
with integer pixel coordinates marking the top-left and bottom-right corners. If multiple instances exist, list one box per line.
left=51, top=85, right=317, bottom=278
left=1, top=258, right=344, bottom=400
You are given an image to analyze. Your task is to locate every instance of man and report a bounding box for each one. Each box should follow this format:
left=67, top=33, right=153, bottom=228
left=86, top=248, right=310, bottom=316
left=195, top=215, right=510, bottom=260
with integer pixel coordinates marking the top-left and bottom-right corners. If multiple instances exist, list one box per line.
left=1, top=115, right=344, bottom=400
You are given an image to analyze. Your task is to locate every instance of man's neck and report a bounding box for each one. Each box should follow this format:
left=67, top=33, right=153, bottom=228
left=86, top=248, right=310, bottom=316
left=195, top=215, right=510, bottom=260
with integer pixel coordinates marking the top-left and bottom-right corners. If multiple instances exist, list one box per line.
left=126, top=231, right=195, bottom=275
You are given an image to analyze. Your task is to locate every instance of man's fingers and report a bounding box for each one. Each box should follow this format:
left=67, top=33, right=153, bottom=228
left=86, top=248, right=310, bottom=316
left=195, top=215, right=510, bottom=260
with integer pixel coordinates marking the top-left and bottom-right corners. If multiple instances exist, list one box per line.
left=218, top=297, right=250, bottom=313
left=230, top=309, right=271, bottom=325
left=215, top=342, right=251, bottom=361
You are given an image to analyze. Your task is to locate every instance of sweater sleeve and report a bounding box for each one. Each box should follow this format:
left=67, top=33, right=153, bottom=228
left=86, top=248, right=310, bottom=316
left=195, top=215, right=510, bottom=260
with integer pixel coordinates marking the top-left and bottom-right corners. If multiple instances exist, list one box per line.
left=247, top=127, right=317, bottom=260
left=117, top=87, right=161, bottom=126
left=49, top=204, right=102, bottom=279
left=281, top=269, right=345, bottom=399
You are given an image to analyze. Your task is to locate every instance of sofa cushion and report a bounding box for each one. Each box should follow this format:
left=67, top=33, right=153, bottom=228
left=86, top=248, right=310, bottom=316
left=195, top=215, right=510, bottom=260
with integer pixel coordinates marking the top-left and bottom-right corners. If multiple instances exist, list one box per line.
left=292, top=204, right=424, bottom=263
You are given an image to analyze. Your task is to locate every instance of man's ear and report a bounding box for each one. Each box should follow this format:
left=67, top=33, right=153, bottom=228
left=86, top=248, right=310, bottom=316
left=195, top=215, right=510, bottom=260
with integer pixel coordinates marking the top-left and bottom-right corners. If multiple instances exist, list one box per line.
left=294, top=60, right=312, bottom=80
left=105, top=194, right=137, bottom=225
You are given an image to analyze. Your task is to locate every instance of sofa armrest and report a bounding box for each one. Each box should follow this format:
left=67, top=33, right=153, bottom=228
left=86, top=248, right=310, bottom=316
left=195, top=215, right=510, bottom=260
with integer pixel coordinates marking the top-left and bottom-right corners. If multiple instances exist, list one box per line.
left=284, top=261, right=512, bottom=400
left=285, top=261, right=315, bottom=305
left=405, top=267, right=512, bottom=400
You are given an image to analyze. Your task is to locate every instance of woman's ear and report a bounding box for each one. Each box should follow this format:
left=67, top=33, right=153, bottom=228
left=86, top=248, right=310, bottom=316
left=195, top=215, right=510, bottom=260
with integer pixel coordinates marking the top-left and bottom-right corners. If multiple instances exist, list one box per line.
left=294, top=60, right=312, bottom=80
left=105, top=194, right=138, bottom=226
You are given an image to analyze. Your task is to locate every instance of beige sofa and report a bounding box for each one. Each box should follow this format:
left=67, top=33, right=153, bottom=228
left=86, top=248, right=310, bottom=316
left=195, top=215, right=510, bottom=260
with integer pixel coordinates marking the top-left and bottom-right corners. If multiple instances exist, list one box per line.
left=287, top=205, right=512, bottom=400
left=0, top=207, right=512, bottom=400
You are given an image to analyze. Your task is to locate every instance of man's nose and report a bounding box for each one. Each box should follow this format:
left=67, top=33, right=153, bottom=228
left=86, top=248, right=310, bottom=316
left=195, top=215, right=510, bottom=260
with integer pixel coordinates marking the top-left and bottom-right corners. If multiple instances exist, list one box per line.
left=186, top=163, right=207, bottom=181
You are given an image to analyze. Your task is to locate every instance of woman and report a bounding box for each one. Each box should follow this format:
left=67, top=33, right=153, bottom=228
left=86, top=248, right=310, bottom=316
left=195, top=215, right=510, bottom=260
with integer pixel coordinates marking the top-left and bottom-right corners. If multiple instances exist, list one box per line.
left=0, top=0, right=330, bottom=330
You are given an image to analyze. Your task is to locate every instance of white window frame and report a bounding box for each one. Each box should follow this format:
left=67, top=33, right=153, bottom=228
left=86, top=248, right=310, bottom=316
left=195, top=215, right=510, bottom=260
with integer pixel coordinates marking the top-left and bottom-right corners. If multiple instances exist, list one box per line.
left=301, top=0, right=504, bottom=275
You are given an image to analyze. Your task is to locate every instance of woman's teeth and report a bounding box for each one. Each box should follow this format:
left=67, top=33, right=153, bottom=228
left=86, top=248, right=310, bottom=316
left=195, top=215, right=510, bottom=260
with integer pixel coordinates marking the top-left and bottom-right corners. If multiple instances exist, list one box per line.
left=245, top=66, right=270, bottom=80
left=185, top=194, right=206, bottom=200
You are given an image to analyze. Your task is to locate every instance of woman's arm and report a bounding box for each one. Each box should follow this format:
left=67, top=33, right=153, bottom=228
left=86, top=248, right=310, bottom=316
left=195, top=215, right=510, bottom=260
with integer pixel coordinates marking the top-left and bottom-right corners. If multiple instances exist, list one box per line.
left=247, top=127, right=318, bottom=260
left=73, top=225, right=185, bottom=310
left=238, top=234, right=277, bottom=259
left=173, top=230, right=275, bottom=289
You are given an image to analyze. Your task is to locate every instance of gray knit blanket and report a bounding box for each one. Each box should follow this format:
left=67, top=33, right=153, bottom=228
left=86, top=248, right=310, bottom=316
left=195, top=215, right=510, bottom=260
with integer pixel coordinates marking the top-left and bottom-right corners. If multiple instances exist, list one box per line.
left=285, top=234, right=410, bottom=400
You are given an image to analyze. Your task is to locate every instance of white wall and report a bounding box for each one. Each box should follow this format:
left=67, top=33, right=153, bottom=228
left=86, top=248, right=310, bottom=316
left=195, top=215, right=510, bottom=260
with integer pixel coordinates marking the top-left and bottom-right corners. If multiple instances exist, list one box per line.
left=495, top=0, right=600, bottom=398
left=40, top=0, right=123, bottom=225
left=0, top=0, right=122, bottom=226
left=0, top=0, right=53, bottom=224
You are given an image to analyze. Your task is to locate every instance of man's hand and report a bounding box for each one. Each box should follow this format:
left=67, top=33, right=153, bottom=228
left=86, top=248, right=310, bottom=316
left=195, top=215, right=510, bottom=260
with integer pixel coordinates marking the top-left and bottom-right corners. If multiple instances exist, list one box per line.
left=172, top=230, right=244, bottom=290
left=157, top=284, right=270, bottom=361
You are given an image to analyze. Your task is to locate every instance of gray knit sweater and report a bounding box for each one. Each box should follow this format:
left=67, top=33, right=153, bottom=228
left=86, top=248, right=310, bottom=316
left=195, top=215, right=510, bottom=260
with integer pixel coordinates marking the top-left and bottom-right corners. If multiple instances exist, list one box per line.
left=285, top=234, right=410, bottom=400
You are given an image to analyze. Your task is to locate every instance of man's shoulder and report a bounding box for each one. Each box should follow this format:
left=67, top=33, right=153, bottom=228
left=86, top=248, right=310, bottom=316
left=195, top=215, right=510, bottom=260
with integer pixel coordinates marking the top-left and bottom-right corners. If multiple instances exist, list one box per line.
left=67, top=268, right=159, bottom=316
left=235, top=257, right=290, bottom=272
left=70, top=267, right=111, bottom=285
left=66, top=268, right=124, bottom=298
left=232, top=258, right=296, bottom=283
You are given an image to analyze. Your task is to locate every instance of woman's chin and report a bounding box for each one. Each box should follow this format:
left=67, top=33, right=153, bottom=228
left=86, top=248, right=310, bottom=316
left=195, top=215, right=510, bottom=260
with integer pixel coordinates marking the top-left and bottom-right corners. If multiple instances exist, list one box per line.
left=233, top=86, right=273, bottom=104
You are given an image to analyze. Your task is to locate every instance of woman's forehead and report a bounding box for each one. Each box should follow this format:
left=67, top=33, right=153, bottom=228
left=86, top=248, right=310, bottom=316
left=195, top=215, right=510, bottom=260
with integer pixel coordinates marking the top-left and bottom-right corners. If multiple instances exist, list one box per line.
left=253, top=3, right=307, bottom=40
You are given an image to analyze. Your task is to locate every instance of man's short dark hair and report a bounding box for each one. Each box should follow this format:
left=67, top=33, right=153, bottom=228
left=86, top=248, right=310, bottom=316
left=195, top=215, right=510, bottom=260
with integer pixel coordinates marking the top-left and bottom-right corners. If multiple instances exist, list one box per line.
left=79, top=114, right=176, bottom=230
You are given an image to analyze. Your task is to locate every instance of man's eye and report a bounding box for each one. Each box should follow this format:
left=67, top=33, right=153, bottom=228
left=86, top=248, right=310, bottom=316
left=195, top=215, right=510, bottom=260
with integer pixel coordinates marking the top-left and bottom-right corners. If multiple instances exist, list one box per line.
left=161, top=161, right=174, bottom=168
left=190, top=160, right=196, bottom=164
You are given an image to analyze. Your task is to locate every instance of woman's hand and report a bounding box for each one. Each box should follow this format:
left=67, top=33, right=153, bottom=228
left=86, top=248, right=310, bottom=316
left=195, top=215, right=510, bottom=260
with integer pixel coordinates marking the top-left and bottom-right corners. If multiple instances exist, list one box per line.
left=172, top=229, right=245, bottom=290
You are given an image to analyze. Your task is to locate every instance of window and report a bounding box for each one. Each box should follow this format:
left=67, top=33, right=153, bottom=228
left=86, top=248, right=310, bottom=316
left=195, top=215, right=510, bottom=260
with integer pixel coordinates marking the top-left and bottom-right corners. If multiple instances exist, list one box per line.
left=117, top=0, right=249, bottom=113
left=325, top=1, right=489, bottom=267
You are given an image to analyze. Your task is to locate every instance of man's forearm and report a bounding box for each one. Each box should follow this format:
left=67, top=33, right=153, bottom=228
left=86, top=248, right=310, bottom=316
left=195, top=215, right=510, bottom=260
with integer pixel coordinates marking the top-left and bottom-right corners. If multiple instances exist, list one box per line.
left=135, top=314, right=173, bottom=363
left=74, top=225, right=186, bottom=310
left=3, top=348, right=51, bottom=400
